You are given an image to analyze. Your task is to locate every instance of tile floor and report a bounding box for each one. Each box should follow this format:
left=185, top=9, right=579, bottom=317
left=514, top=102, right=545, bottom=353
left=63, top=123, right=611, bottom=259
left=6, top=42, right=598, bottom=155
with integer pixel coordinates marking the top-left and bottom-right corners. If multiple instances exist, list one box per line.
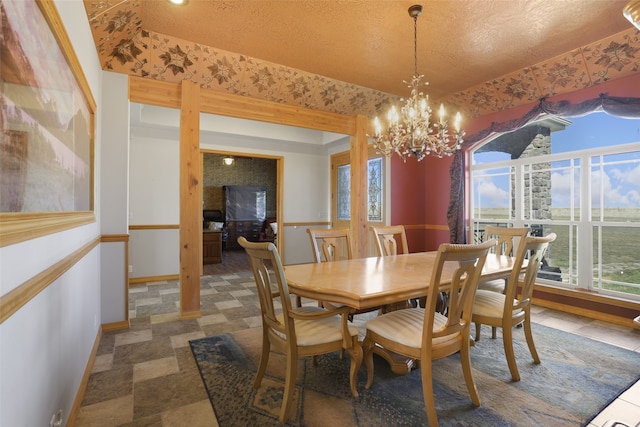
left=75, top=266, right=640, bottom=427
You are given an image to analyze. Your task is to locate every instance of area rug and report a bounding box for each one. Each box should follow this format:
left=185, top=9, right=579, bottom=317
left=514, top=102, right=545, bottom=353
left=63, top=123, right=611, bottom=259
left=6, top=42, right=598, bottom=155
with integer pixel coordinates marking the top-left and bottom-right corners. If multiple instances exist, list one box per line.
left=190, top=324, right=640, bottom=426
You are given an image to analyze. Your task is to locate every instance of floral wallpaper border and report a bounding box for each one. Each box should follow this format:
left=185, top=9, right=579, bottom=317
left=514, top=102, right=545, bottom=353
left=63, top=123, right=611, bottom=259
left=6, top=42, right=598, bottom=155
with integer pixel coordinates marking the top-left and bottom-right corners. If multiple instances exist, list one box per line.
left=84, top=0, right=640, bottom=119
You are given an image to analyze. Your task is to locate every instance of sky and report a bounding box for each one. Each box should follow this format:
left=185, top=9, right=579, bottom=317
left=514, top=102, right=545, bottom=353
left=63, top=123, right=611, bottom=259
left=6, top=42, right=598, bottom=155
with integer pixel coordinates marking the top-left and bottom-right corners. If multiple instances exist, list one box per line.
left=473, top=112, right=640, bottom=210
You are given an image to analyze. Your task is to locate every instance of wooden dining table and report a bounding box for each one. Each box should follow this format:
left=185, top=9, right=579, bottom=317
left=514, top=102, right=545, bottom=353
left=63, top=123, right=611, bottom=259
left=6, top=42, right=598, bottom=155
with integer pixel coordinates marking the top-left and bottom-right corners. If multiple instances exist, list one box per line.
left=284, top=251, right=522, bottom=374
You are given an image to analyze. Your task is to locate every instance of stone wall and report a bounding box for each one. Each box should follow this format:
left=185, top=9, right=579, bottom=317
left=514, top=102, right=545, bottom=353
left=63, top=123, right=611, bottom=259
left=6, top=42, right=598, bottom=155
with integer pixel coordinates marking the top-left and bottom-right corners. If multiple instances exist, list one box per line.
left=511, top=131, right=553, bottom=221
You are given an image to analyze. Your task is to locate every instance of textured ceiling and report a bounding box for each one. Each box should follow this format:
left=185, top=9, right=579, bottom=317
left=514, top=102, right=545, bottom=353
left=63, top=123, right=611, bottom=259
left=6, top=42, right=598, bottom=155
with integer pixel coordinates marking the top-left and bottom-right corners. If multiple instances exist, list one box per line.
left=139, top=0, right=633, bottom=100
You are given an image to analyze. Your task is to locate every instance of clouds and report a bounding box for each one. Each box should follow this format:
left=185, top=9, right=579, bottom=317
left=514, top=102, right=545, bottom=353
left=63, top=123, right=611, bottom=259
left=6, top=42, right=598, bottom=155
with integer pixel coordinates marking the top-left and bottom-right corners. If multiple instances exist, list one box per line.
left=475, top=176, right=509, bottom=207
left=551, top=169, right=577, bottom=207
left=477, top=160, right=640, bottom=210
left=550, top=163, right=640, bottom=208
left=591, top=166, right=640, bottom=208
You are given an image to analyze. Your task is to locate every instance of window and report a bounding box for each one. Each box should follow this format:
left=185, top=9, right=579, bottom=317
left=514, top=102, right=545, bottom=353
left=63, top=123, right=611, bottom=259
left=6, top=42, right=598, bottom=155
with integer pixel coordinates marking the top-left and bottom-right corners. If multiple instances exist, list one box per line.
left=471, top=113, right=640, bottom=300
left=336, top=157, right=384, bottom=222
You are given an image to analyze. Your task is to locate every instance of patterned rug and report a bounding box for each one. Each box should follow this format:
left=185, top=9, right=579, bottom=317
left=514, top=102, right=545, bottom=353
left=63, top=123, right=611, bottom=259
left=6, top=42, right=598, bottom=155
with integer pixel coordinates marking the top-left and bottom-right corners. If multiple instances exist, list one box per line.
left=190, top=324, right=640, bottom=426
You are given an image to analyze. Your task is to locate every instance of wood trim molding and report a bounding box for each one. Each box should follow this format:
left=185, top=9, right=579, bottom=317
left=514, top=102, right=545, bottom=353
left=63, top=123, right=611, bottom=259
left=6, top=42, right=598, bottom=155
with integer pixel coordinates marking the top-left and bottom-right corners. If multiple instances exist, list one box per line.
left=404, top=224, right=450, bottom=231
left=101, top=234, right=129, bottom=242
left=129, top=76, right=356, bottom=135
left=102, top=320, right=130, bottom=332
left=283, top=221, right=332, bottom=228
left=533, top=283, right=640, bottom=328
left=66, top=327, right=102, bottom=427
left=129, top=77, right=181, bottom=108
left=199, top=84, right=355, bottom=135
left=129, top=75, right=365, bottom=321
left=129, top=225, right=180, bottom=230
left=129, top=274, right=179, bottom=285
left=0, top=212, right=95, bottom=248
left=0, top=236, right=100, bottom=324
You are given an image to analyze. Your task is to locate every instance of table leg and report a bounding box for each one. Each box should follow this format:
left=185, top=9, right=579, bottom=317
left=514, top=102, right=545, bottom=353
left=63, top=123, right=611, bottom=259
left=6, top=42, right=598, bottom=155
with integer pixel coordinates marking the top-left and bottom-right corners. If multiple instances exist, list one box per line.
left=372, top=344, right=416, bottom=375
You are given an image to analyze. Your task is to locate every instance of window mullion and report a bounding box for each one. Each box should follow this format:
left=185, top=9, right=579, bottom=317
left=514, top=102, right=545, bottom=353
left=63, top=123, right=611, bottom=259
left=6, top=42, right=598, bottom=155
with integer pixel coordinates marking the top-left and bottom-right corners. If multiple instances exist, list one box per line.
left=577, top=152, right=593, bottom=290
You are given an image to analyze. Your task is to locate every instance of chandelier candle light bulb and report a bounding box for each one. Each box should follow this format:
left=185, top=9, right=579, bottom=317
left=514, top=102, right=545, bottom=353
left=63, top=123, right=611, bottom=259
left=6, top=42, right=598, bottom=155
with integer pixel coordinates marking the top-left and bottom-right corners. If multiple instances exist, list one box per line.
left=370, top=4, right=465, bottom=162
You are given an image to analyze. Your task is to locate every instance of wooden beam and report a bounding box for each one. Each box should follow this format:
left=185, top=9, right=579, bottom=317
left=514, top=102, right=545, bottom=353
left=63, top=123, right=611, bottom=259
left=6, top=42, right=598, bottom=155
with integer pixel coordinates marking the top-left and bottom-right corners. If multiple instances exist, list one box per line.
left=179, top=81, right=202, bottom=319
left=199, top=89, right=355, bottom=135
left=350, top=115, right=369, bottom=258
left=129, top=77, right=181, bottom=108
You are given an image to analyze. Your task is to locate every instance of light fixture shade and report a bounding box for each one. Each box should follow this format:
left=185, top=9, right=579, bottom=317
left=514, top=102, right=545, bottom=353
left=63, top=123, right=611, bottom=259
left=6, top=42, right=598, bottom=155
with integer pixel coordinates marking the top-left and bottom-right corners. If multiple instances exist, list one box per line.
left=223, top=157, right=234, bottom=166
left=624, top=0, right=640, bottom=30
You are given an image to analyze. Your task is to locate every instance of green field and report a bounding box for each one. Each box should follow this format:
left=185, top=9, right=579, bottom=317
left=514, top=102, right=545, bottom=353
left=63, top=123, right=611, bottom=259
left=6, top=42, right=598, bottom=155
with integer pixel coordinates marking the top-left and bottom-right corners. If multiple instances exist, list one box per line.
left=474, top=208, right=640, bottom=296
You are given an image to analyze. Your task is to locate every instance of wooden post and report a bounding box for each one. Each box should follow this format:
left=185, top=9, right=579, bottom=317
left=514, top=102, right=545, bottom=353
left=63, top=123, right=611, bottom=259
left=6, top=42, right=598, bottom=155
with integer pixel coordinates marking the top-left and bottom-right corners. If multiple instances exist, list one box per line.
left=179, top=81, right=202, bottom=319
left=351, top=115, right=369, bottom=258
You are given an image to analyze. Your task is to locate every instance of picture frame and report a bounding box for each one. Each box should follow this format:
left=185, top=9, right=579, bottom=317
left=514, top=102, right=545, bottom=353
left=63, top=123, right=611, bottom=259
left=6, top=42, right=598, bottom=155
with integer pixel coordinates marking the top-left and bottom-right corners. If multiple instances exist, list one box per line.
left=0, top=0, right=96, bottom=247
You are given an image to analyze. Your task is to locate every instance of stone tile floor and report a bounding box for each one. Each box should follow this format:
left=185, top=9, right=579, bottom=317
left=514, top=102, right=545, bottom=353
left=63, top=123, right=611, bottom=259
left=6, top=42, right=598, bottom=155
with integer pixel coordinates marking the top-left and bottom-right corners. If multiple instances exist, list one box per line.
left=75, top=271, right=640, bottom=427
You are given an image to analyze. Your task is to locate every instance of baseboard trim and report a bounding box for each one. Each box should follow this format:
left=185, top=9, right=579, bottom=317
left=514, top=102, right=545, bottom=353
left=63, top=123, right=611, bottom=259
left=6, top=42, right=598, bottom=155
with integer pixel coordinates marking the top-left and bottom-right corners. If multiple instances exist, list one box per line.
left=102, top=320, right=130, bottom=332
left=129, top=274, right=179, bottom=285
left=67, top=327, right=102, bottom=427
left=180, top=310, right=202, bottom=320
left=533, top=284, right=640, bottom=328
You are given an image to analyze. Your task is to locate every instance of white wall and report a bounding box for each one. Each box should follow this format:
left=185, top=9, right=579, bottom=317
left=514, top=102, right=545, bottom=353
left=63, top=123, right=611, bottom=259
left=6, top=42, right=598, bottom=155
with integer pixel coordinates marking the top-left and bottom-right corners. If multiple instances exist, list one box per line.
left=200, top=131, right=335, bottom=265
left=129, top=125, right=180, bottom=279
left=100, top=71, right=129, bottom=322
left=0, top=1, right=103, bottom=426
left=128, top=113, right=344, bottom=271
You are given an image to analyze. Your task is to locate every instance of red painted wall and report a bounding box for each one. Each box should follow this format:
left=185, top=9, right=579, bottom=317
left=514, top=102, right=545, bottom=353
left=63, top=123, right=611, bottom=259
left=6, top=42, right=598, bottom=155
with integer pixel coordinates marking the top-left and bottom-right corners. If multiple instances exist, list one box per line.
left=390, top=73, right=640, bottom=251
left=390, top=152, right=453, bottom=252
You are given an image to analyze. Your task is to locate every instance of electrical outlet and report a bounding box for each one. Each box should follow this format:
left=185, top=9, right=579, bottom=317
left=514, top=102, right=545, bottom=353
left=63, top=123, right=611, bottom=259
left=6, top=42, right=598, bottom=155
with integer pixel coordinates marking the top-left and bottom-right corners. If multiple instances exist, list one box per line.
left=128, top=265, right=133, bottom=273
left=49, top=409, right=62, bottom=427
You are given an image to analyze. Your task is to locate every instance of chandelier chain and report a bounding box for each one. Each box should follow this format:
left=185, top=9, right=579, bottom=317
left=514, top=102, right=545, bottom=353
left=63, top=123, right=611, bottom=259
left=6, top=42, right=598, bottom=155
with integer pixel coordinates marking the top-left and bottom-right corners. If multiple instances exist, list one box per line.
left=413, top=12, right=418, bottom=77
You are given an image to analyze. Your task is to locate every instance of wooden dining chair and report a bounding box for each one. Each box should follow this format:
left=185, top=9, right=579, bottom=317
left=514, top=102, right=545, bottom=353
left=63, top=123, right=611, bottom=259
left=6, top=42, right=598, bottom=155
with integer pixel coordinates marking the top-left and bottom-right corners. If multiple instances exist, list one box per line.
left=237, top=237, right=362, bottom=423
left=307, top=227, right=353, bottom=263
left=362, top=239, right=497, bottom=427
left=306, top=227, right=382, bottom=319
left=370, top=224, right=423, bottom=311
left=370, top=225, right=409, bottom=256
left=472, top=233, right=557, bottom=381
left=478, top=226, right=530, bottom=293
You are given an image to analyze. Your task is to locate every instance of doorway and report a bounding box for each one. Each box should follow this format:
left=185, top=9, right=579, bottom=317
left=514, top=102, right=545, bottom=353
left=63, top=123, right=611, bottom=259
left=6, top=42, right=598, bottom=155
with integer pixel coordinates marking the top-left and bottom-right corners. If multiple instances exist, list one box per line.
left=201, top=151, right=280, bottom=274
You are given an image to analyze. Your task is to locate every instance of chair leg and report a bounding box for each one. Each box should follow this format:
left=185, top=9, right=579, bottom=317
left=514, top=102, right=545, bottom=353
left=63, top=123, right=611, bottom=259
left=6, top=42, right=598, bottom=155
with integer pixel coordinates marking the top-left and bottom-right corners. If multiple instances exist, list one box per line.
left=254, top=330, right=271, bottom=388
left=460, top=336, right=480, bottom=407
left=502, top=326, right=520, bottom=382
left=346, top=337, right=363, bottom=398
left=420, top=355, right=439, bottom=427
left=491, top=326, right=497, bottom=339
left=523, top=314, right=540, bottom=364
left=474, top=321, right=482, bottom=341
left=279, top=350, right=298, bottom=424
left=362, top=335, right=375, bottom=389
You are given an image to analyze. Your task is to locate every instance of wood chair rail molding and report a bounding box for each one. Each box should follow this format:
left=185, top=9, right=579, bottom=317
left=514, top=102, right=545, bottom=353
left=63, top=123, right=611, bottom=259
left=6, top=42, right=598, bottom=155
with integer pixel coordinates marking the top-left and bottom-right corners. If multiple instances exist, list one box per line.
left=0, top=237, right=101, bottom=324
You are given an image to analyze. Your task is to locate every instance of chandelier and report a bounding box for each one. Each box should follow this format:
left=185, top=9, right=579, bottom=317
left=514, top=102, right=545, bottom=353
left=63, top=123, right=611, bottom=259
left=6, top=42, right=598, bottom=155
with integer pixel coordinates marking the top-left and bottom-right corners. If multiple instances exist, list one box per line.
left=624, top=0, right=640, bottom=30
left=371, top=4, right=465, bottom=162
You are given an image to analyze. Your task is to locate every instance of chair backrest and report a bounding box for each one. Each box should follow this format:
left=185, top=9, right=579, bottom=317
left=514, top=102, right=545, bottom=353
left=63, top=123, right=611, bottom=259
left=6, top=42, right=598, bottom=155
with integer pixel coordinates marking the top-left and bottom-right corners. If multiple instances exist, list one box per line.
left=422, top=240, right=497, bottom=346
left=505, top=233, right=557, bottom=310
left=370, top=225, right=409, bottom=256
left=483, top=226, right=529, bottom=257
left=237, top=236, right=294, bottom=339
left=307, top=228, right=353, bottom=263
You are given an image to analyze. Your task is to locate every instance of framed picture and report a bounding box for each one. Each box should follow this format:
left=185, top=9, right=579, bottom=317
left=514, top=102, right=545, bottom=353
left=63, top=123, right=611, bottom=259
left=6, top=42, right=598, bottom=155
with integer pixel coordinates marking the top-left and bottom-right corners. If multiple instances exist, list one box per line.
left=0, top=0, right=96, bottom=247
